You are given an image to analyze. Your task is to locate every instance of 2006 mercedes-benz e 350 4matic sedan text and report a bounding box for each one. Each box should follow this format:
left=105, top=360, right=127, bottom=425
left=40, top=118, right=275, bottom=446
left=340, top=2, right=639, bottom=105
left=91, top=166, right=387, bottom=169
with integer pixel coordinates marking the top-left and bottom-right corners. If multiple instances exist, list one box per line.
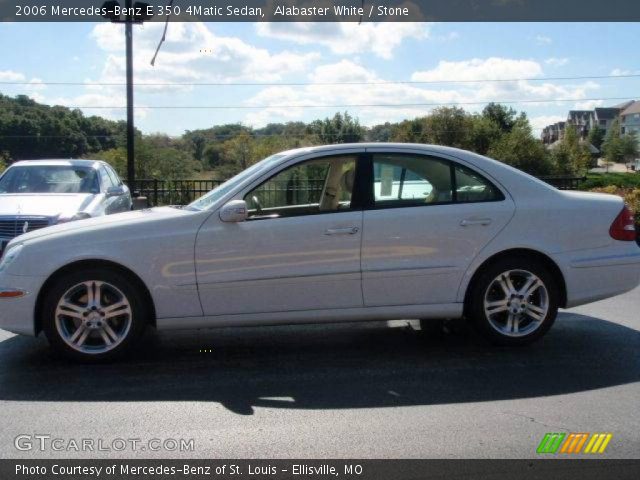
left=1, top=144, right=639, bottom=361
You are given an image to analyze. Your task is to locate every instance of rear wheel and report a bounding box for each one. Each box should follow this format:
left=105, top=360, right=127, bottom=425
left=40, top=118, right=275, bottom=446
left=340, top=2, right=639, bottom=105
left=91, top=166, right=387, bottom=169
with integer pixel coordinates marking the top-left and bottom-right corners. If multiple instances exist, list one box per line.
left=467, top=257, right=559, bottom=345
left=42, top=268, right=148, bottom=362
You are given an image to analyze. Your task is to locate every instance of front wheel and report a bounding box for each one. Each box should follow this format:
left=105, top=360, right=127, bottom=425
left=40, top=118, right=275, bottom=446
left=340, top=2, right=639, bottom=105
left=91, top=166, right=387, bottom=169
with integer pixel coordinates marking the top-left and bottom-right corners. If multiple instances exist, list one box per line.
left=42, top=268, right=148, bottom=362
left=467, top=257, right=559, bottom=346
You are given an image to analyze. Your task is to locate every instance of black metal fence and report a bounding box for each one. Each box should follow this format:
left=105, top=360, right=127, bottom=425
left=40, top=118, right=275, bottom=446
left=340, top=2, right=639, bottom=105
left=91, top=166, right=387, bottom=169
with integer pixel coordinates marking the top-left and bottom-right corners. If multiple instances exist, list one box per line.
left=127, top=175, right=587, bottom=207
left=538, top=175, right=587, bottom=190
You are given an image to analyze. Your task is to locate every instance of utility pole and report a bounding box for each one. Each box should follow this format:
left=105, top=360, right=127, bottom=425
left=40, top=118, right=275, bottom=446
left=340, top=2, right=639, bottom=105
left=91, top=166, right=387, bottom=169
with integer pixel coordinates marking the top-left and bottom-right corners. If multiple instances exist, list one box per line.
left=101, top=1, right=152, bottom=191
left=125, top=0, right=135, bottom=188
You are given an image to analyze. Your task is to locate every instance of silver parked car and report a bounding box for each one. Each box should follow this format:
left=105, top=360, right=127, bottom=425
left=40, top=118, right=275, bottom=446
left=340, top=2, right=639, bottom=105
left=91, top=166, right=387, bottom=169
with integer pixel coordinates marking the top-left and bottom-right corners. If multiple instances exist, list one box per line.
left=0, top=160, right=132, bottom=255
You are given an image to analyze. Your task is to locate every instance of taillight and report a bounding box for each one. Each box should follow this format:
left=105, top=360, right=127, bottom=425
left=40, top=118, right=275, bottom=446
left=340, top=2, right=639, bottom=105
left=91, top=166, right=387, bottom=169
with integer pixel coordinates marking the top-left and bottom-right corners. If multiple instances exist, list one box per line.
left=609, top=205, right=637, bottom=241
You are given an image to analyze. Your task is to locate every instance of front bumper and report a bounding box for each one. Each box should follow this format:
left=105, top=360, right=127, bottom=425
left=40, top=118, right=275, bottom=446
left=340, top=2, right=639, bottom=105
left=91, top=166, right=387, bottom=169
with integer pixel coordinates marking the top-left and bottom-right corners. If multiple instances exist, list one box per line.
left=0, top=273, right=45, bottom=336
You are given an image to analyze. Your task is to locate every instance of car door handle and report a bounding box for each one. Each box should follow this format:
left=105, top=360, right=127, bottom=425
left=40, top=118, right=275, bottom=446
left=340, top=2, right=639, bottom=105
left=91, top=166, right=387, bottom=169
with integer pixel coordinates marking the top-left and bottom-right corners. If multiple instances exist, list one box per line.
left=324, top=227, right=360, bottom=235
left=460, top=218, right=492, bottom=227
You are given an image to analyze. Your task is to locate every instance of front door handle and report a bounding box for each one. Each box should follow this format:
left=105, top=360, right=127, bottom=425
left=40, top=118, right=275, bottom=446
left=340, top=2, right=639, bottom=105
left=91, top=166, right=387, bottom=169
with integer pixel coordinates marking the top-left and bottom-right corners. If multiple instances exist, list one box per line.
left=325, top=226, right=360, bottom=235
left=460, top=218, right=492, bottom=227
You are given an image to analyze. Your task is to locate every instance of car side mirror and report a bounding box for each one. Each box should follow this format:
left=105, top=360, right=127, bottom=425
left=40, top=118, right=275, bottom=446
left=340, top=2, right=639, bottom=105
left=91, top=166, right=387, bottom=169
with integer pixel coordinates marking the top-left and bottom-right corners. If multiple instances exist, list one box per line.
left=106, top=185, right=125, bottom=197
left=219, top=200, right=248, bottom=223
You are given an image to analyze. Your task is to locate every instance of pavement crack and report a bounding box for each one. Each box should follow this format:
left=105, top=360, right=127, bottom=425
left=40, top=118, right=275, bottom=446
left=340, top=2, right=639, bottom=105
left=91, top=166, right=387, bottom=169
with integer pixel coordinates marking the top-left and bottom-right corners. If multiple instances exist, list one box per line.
left=499, top=411, right=569, bottom=430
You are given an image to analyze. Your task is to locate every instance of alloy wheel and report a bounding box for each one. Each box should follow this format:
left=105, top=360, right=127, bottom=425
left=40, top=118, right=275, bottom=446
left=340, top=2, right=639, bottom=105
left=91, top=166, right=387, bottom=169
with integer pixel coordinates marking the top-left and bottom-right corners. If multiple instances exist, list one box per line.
left=483, top=269, right=549, bottom=337
left=54, top=280, right=132, bottom=354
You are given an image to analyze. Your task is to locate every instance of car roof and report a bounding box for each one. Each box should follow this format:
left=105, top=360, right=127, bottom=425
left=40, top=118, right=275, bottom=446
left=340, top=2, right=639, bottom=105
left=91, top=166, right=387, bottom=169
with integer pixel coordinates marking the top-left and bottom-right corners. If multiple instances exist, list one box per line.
left=8, top=159, right=105, bottom=169
left=278, top=142, right=476, bottom=157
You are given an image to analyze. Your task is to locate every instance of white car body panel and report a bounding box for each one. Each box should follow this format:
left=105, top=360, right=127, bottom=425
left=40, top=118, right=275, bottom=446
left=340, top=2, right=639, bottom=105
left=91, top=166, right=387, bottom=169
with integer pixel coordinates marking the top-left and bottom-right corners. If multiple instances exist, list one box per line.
left=0, top=144, right=639, bottom=338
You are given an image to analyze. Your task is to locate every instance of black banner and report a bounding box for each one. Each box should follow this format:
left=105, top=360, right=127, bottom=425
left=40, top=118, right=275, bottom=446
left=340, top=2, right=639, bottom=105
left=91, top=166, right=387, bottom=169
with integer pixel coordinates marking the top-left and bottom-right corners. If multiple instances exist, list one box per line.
left=2, top=460, right=640, bottom=480
left=2, top=0, right=640, bottom=22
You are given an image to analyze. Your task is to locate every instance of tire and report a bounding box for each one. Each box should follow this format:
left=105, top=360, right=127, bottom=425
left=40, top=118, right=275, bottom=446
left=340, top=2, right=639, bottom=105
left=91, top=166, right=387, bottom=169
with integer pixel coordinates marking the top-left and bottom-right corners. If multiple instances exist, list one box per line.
left=466, top=256, right=559, bottom=346
left=42, top=267, right=149, bottom=362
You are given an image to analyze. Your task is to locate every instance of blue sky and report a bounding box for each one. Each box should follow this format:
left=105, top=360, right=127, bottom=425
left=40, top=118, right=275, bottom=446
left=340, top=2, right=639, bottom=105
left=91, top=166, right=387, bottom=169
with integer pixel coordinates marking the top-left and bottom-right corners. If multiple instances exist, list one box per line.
left=1, top=22, right=639, bottom=136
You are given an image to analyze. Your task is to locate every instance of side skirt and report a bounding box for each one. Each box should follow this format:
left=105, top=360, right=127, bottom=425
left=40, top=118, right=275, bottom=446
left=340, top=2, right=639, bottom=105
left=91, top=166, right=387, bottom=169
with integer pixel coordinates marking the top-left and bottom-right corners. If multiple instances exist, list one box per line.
left=156, top=303, right=464, bottom=331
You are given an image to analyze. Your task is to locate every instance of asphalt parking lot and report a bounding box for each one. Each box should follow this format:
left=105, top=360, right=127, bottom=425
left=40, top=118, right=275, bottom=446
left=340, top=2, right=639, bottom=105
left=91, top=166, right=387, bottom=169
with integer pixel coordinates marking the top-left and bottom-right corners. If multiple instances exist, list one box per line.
left=0, top=286, right=638, bottom=459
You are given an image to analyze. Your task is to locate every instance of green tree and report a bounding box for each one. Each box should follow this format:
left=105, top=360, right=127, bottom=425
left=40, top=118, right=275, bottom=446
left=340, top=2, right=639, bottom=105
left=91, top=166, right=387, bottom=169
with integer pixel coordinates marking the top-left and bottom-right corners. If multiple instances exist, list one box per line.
left=487, top=119, right=553, bottom=175
left=482, top=103, right=520, bottom=134
left=621, top=132, right=639, bottom=164
left=309, top=112, right=364, bottom=144
left=556, top=125, right=592, bottom=174
left=587, top=125, right=605, bottom=151
left=602, top=119, right=623, bottom=166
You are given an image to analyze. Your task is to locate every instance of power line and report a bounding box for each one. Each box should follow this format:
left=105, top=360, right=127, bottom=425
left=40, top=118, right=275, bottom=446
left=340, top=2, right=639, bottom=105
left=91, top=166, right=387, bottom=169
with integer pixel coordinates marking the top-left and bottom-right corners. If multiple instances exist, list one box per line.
left=1, top=74, right=640, bottom=87
left=1, top=96, right=632, bottom=110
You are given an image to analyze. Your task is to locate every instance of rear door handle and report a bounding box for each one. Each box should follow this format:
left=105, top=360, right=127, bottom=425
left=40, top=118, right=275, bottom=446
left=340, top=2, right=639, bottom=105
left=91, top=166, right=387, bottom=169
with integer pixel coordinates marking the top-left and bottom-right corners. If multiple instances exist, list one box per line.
left=460, top=218, right=492, bottom=227
left=325, top=226, right=360, bottom=235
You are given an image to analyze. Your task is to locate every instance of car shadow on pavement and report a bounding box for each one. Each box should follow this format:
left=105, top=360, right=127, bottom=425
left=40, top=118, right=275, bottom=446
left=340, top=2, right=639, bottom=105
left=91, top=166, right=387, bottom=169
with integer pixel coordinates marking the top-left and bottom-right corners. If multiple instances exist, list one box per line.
left=0, top=312, right=638, bottom=415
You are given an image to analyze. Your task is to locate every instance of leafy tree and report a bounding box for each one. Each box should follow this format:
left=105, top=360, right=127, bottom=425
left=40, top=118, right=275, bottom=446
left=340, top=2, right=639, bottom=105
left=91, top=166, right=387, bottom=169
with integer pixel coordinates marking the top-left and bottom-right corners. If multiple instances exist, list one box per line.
left=553, top=125, right=592, bottom=174
left=309, top=112, right=364, bottom=144
left=602, top=119, right=624, bottom=164
left=587, top=125, right=605, bottom=151
left=482, top=103, right=520, bottom=134
left=487, top=118, right=553, bottom=175
left=621, top=132, right=639, bottom=164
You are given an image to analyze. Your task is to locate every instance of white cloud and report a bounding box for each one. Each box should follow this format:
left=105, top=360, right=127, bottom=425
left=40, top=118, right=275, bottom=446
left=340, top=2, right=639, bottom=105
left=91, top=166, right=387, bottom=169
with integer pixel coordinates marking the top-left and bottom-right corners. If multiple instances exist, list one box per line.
left=545, top=57, right=569, bottom=67
left=0, top=70, right=25, bottom=82
left=535, top=35, right=552, bottom=45
left=610, top=68, right=640, bottom=76
left=241, top=58, right=600, bottom=128
left=411, top=57, right=543, bottom=82
left=573, top=99, right=604, bottom=110
left=530, top=115, right=566, bottom=132
left=255, top=22, right=429, bottom=59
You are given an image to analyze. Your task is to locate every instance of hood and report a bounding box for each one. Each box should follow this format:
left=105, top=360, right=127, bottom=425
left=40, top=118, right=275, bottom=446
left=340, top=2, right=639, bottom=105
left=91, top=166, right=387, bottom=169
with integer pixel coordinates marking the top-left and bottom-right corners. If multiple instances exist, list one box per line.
left=13, top=206, right=199, bottom=245
left=0, top=193, right=95, bottom=218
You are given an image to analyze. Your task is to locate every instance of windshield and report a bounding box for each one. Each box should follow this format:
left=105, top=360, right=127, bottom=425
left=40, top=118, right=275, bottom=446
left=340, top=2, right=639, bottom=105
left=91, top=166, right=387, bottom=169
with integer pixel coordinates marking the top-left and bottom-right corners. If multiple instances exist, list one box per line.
left=0, top=165, right=99, bottom=194
left=187, top=154, right=286, bottom=211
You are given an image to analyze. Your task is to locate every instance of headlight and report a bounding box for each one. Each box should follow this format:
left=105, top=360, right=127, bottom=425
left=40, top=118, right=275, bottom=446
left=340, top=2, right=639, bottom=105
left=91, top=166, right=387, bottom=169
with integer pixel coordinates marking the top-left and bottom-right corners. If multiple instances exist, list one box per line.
left=0, top=243, right=24, bottom=273
left=56, top=212, right=92, bottom=224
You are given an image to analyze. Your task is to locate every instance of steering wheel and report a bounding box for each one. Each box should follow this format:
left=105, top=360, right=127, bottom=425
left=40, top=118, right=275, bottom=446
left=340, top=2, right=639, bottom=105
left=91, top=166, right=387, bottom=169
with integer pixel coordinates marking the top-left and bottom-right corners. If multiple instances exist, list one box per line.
left=251, top=195, right=263, bottom=215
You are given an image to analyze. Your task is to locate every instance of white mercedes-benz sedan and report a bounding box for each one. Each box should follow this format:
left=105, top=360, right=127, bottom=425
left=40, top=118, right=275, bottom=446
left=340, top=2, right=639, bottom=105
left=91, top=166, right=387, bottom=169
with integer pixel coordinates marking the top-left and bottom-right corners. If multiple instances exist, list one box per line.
left=0, top=159, right=132, bottom=256
left=0, top=144, right=639, bottom=361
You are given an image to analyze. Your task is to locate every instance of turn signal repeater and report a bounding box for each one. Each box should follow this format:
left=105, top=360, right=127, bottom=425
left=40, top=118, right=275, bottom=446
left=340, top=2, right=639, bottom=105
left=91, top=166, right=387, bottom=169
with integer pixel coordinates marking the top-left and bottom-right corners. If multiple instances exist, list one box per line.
left=609, top=205, right=637, bottom=241
left=0, top=289, right=26, bottom=299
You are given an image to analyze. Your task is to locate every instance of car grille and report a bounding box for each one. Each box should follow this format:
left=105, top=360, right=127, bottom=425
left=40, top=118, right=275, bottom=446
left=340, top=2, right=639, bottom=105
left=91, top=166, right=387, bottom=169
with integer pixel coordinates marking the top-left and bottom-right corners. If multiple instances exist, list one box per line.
left=0, top=216, right=53, bottom=240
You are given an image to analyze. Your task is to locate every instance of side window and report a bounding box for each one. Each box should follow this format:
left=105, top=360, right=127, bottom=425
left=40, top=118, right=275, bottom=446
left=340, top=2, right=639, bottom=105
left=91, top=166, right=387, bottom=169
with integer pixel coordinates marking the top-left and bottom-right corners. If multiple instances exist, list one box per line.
left=454, top=165, right=504, bottom=202
left=244, top=155, right=357, bottom=218
left=105, top=166, right=122, bottom=186
left=372, top=154, right=453, bottom=207
left=98, top=167, right=116, bottom=190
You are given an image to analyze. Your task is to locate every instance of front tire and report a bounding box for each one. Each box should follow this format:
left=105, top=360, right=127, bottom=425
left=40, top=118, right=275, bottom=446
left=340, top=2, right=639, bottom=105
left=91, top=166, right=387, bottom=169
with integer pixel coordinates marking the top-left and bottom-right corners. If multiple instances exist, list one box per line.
left=467, top=256, right=559, bottom=346
left=42, top=268, right=148, bottom=362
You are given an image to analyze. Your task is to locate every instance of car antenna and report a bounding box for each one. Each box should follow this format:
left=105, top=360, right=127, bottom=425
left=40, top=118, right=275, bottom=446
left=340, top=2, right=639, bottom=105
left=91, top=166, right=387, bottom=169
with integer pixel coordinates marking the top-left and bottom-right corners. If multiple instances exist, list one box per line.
left=150, top=0, right=175, bottom=66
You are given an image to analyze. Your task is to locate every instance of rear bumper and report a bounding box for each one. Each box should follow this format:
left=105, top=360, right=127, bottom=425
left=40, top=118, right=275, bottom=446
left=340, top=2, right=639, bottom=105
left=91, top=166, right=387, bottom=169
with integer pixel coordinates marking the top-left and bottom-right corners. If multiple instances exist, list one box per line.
left=0, top=273, right=44, bottom=336
left=559, top=246, right=640, bottom=308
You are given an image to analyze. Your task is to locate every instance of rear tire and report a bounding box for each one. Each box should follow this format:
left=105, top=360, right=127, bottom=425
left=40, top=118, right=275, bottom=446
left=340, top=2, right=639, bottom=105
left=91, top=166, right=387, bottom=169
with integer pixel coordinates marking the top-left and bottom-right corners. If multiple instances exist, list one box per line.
left=466, top=256, right=559, bottom=346
left=42, top=268, right=148, bottom=362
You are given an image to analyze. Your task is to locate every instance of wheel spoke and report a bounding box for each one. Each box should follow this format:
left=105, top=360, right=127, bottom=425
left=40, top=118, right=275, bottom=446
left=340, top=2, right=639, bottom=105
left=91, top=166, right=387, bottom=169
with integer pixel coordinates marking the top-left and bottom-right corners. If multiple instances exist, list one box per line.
left=503, top=273, right=516, bottom=294
left=485, top=300, right=508, bottom=315
left=505, top=313, right=517, bottom=333
left=497, top=277, right=511, bottom=296
left=68, top=325, right=86, bottom=344
left=75, top=328, right=91, bottom=347
left=102, top=322, right=120, bottom=343
left=102, top=300, right=128, bottom=316
left=99, top=329, right=113, bottom=346
left=521, top=278, right=542, bottom=298
left=526, top=308, right=545, bottom=322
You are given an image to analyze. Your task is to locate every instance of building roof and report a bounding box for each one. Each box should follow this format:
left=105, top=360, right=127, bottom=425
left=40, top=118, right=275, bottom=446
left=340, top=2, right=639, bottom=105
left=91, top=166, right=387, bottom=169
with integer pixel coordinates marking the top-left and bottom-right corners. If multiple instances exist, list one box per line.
left=594, top=107, right=620, bottom=120
left=611, top=100, right=635, bottom=110
left=621, top=101, right=640, bottom=116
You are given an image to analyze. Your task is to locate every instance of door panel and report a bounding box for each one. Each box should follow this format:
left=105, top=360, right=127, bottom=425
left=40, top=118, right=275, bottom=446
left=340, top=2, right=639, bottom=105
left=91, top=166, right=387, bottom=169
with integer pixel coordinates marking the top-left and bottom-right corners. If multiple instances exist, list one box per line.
left=196, top=212, right=363, bottom=316
left=361, top=152, right=515, bottom=307
left=362, top=202, right=513, bottom=306
left=196, top=153, right=364, bottom=317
